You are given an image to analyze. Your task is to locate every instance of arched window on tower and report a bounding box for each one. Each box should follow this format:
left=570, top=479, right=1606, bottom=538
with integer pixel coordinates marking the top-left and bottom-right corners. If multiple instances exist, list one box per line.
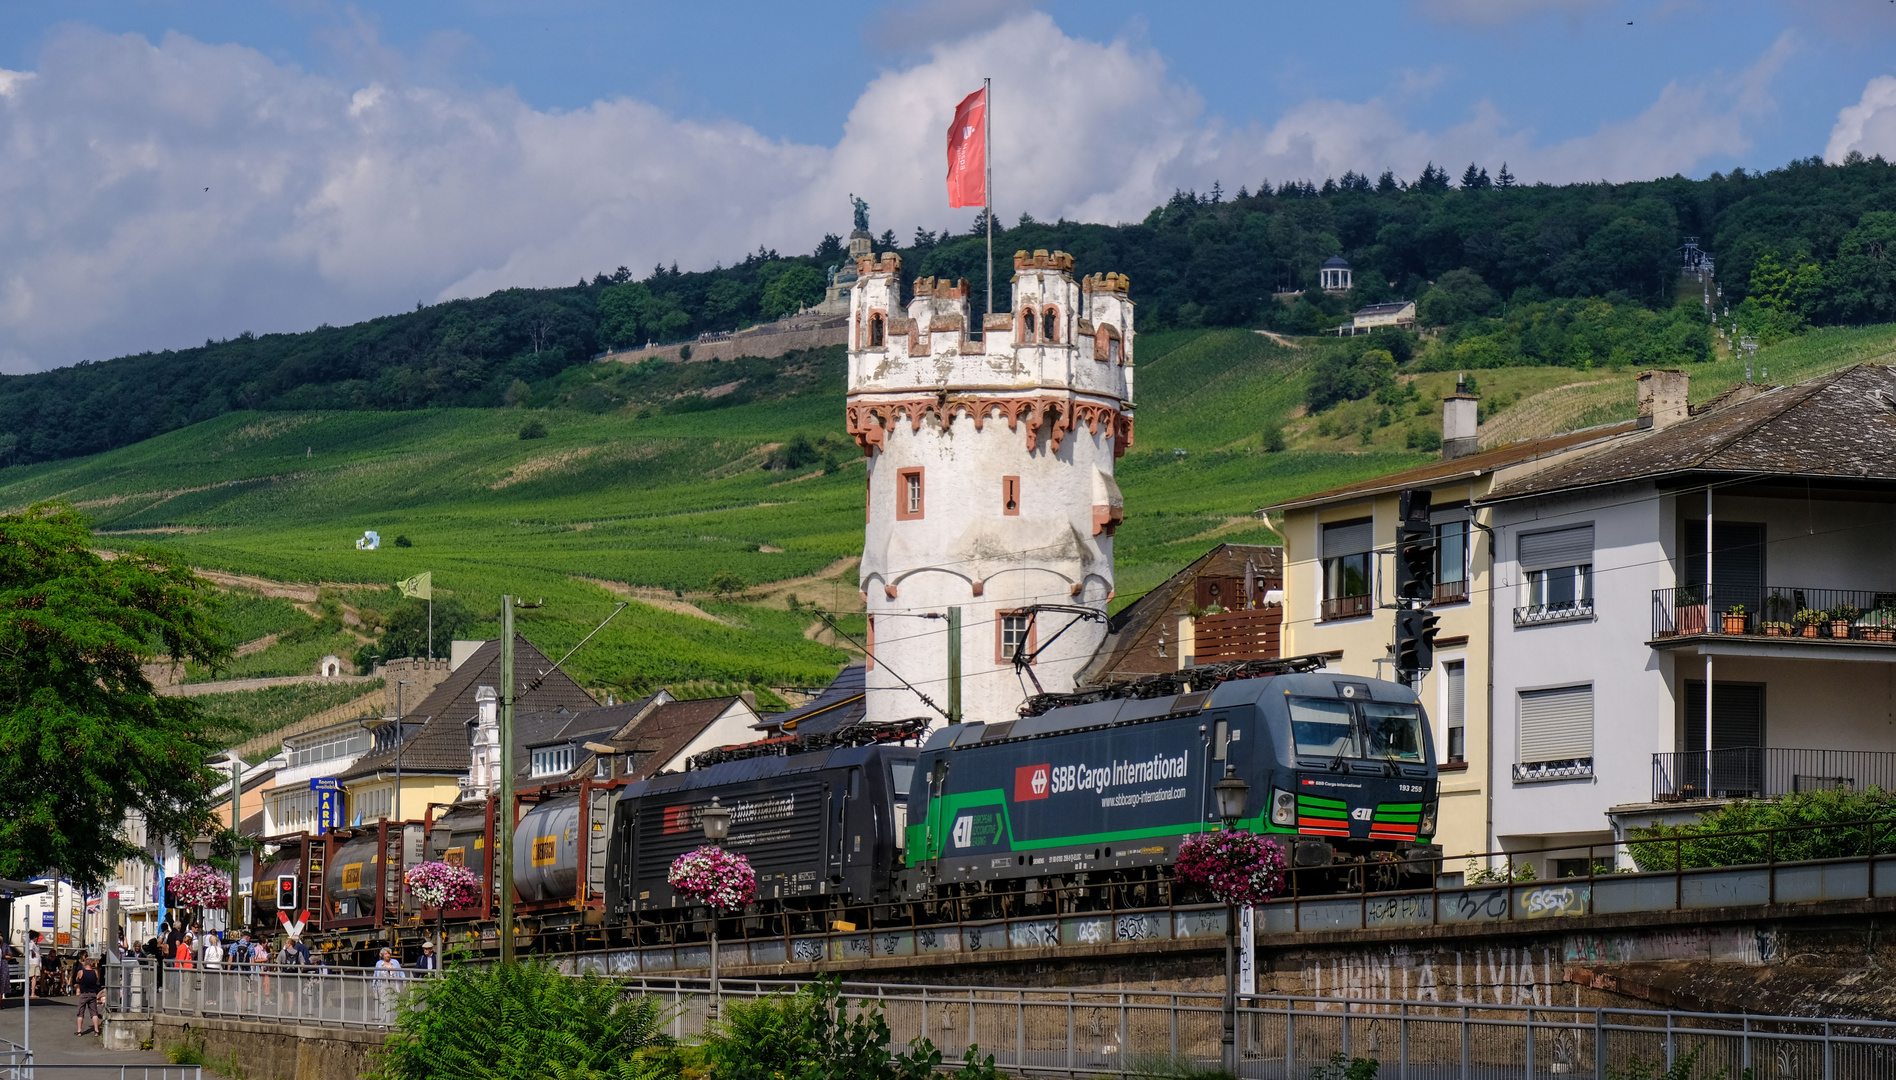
left=1019, top=308, right=1036, bottom=343
left=1096, top=324, right=1122, bottom=363
left=1042, top=307, right=1059, bottom=343
left=869, top=313, right=885, bottom=347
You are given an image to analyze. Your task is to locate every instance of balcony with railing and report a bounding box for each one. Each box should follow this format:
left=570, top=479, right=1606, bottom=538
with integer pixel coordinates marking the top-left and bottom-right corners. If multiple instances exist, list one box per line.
left=1320, top=593, right=1371, bottom=622
left=1652, top=746, right=1896, bottom=801
left=1192, top=605, right=1282, bottom=662
left=1651, top=584, right=1896, bottom=646
left=1431, top=578, right=1469, bottom=606
left=1512, top=598, right=1594, bottom=627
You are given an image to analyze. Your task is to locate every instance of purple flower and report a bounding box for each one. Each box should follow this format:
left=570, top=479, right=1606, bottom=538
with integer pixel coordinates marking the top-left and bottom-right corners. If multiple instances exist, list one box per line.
left=1174, top=831, right=1287, bottom=906
left=668, top=846, right=757, bottom=911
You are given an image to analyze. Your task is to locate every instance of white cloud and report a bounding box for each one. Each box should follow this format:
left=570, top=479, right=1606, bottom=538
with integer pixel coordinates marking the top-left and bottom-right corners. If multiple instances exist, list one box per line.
left=0, top=17, right=1789, bottom=373
left=1826, top=75, right=1896, bottom=163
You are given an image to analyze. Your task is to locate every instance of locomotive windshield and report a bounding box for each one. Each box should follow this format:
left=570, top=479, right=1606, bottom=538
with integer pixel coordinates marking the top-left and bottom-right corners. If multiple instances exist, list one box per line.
left=1290, top=696, right=1426, bottom=761
left=1360, top=702, right=1426, bottom=761
left=1289, top=697, right=1357, bottom=757
left=890, top=762, right=915, bottom=796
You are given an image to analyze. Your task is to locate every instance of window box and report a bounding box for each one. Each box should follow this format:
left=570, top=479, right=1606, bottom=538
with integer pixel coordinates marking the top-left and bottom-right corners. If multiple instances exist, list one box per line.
left=1512, top=600, right=1595, bottom=626
left=1512, top=758, right=1594, bottom=783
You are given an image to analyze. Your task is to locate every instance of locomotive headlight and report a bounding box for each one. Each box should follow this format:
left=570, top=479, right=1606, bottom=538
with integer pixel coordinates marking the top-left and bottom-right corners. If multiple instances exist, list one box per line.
left=1270, top=788, right=1296, bottom=827
left=1419, top=800, right=1439, bottom=837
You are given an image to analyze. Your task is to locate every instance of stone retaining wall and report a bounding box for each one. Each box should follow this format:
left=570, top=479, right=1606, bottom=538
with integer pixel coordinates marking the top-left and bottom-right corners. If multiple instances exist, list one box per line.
left=154, top=1013, right=385, bottom=1080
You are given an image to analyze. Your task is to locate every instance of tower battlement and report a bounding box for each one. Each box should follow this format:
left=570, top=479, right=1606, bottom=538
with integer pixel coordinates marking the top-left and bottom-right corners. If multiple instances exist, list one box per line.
left=845, top=247, right=1134, bottom=726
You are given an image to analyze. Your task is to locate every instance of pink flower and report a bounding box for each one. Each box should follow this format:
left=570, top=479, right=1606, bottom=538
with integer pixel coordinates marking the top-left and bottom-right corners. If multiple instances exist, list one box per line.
left=1174, top=831, right=1287, bottom=906
left=405, top=861, right=481, bottom=909
left=668, top=846, right=757, bottom=911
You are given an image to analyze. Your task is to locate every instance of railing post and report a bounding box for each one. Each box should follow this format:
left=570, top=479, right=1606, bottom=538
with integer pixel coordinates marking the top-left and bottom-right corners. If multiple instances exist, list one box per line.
left=1017, top=990, right=1025, bottom=1074
left=1398, top=1000, right=1408, bottom=1080
left=1067, top=992, right=1075, bottom=1077
left=1595, top=1008, right=1607, bottom=1080
left=1524, top=1007, right=1534, bottom=1078
left=1461, top=1004, right=1470, bottom=1079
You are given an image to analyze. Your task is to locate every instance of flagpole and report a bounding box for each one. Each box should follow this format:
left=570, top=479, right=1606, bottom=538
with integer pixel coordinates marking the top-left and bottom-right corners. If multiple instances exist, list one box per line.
left=984, top=76, right=993, bottom=322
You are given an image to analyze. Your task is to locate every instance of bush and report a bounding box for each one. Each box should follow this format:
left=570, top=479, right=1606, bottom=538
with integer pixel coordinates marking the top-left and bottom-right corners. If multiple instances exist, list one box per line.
left=393, top=535, right=413, bottom=548
left=1307, top=1052, right=1380, bottom=1080
left=371, top=961, right=671, bottom=1080
left=1261, top=425, right=1285, bottom=452
left=703, top=977, right=991, bottom=1080
left=1627, top=787, right=1896, bottom=871
left=1306, top=346, right=1396, bottom=412
left=1405, top=425, right=1442, bottom=452
left=519, top=418, right=548, bottom=440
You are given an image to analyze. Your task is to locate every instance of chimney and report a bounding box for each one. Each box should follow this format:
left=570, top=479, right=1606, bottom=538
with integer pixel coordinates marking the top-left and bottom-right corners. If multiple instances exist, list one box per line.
left=1442, top=373, right=1479, bottom=460
left=1636, top=369, right=1690, bottom=431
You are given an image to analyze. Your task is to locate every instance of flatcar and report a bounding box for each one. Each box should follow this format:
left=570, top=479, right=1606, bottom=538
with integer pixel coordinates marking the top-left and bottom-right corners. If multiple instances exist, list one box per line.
left=906, top=668, right=1440, bottom=897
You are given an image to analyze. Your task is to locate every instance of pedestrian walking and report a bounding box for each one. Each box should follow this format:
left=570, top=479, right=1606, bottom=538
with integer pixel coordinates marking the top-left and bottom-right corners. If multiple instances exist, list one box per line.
left=25, top=931, right=43, bottom=997
left=73, top=957, right=103, bottom=1037
left=415, top=940, right=440, bottom=971
left=202, top=932, right=224, bottom=1008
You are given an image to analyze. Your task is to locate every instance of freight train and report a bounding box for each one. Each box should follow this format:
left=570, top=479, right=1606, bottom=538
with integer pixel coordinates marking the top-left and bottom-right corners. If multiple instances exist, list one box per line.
left=248, top=657, right=1440, bottom=956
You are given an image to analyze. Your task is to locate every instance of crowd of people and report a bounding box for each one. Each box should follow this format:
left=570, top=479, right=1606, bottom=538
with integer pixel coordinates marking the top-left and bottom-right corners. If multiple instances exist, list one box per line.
left=1, top=921, right=443, bottom=1037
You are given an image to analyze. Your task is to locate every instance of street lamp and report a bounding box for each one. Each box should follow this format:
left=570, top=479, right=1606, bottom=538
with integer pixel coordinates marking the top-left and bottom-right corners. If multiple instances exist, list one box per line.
left=191, top=834, right=213, bottom=861
left=1212, top=765, right=1250, bottom=1076
left=700, top=797, right=731, bottom=1019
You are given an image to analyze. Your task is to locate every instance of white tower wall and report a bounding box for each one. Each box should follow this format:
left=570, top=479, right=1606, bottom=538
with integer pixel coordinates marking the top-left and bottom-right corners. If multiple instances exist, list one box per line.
left=848, top=250, right=1136, bottom=727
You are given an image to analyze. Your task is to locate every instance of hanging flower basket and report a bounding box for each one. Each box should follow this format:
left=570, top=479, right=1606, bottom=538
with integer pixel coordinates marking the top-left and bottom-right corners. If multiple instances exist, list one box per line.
left=667, top=845, right=757, bottom=912
left=168, top=864, right=231, bottom=909
left=1174, top=830, right=1288, bottom=907
left=405, top=861, right=481, bottom=910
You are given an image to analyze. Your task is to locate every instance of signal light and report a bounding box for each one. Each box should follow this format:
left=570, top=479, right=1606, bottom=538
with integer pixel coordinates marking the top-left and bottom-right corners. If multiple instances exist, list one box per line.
left=277, top=875, right=297, bottom=911
left=1395, top=608, right=1441, bottom=679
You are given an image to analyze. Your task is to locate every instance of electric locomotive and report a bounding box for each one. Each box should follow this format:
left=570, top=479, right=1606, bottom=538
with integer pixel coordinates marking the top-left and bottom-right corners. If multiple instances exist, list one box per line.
left=603, top=738, right=920, bottom=929
left=906, top=665, right=1440, bottom=897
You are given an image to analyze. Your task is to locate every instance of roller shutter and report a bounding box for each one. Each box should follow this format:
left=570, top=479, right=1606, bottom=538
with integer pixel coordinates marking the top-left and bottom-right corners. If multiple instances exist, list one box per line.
left=1518, top=685, right=1593, bottom=764
left=1322, top=519, right=1373, bottom=558
left=1519, top=524, right=1593, bottom=571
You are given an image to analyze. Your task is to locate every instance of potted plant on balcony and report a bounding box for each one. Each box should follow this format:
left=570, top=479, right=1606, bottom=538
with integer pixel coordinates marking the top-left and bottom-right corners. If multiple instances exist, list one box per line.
left=1795, top=608, right=1825, bottom=638
left=1829, top=604, right=1861, bottom=639
left=1673, top=585, right=1708, bottom=636
left=1860, top=606, right=1896, bottom=644
left=1721, top=605, right=1748, bottom=634
left=1762, top=619, right=1793, bottom=637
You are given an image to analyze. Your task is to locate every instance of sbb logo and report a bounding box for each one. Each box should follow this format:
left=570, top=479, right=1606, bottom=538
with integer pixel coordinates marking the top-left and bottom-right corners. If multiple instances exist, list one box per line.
left=1014, top=764, right=1052, bottom=801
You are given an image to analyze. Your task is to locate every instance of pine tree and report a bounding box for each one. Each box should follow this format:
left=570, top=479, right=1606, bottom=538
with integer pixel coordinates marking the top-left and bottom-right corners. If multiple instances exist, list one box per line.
left=1460, top=163, right=1483, bottom=189
left=878, top=228, right=896, bottom=249
left=1496, top=162, right=1516, bottom=188
left=1210, top=180, right=1224, bottom=203
left=1377, top=169, right=1400, bottom=193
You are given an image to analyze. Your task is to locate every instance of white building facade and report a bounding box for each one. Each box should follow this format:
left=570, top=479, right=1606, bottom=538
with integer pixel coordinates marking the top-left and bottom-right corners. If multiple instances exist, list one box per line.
left=848, top=250, right=1135, bottom=725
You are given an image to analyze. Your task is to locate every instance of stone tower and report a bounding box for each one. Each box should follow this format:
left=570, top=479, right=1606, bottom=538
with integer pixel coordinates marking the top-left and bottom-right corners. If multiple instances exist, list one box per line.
left=847, top=249, right=1135, bottom=726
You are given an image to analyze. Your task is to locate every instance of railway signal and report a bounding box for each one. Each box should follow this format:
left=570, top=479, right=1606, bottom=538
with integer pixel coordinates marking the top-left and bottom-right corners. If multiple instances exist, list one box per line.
left=1395, top=489, right=1438, bottom=686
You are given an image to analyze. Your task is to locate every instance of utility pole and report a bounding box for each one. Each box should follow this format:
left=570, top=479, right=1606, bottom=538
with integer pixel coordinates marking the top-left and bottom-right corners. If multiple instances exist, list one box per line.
left=984, top=76, right=993, bottom=322
left=228, top=755, right=242, bottom=933
left=498, top=597, right=516, bottom=964
left=946, top=606, right=963, bottom=723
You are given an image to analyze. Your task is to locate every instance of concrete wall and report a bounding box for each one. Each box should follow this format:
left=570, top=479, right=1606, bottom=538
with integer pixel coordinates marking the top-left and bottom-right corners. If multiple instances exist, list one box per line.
left=154, top=1013, right=385, bottom=1080
left=600, top=321, right=848, bottom=366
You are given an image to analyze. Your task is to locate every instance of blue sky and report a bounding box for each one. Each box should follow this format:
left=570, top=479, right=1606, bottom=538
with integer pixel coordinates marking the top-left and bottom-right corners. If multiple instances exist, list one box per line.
left=0, top=0, right=1893, bottom=372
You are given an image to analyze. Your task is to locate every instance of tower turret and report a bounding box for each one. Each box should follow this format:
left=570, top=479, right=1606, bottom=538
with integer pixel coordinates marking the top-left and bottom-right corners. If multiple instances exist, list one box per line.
left=848, top=249, right=1135, bottom=726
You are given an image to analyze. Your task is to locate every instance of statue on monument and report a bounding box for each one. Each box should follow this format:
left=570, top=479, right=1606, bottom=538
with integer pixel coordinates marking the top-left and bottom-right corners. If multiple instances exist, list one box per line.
left=850, top=193, right=870, bottom=234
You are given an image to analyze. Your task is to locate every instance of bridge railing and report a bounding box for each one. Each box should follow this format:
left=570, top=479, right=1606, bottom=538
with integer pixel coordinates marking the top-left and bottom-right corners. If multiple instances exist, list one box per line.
left=127, top=966, right=1896, bottom=1078
left=119, top=962, right=437, bottom=1031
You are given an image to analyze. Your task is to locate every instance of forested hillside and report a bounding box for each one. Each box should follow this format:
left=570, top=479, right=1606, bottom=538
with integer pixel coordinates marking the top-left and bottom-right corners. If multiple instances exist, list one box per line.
left=4, top=154, right=1896, bottom=467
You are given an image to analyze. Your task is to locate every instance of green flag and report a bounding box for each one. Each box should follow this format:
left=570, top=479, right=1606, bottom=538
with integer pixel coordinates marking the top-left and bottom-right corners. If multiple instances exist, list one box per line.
left=397, top=571, right=432, bottom=600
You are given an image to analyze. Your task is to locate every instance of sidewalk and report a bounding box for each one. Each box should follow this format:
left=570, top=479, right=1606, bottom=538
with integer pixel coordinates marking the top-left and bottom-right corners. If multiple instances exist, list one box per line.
left=1, top=995, right=215, bottom=1071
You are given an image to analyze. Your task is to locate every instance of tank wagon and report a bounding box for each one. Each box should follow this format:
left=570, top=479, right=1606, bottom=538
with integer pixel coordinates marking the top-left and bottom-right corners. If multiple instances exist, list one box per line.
left=907, top=665, right=1440, bottom=897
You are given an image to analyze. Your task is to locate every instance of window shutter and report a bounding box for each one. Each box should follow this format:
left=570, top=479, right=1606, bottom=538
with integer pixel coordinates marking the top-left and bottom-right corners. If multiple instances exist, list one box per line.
left=1518, top=685, right=1593, bottom=763
left=1519, top=524, right=1593, bottom=571
left=1322, top=519, right=1374, bottom=558
left=1445, top=662, right=1466, bottom=728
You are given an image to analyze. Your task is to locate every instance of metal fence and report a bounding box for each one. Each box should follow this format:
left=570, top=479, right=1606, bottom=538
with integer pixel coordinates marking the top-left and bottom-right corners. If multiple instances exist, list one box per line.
left=1654, top=747, right=1896, bottom=801
left=120, top=962, right=433, bottom=1031
left=134, top=967, right=1896, bottom=1078
left=2, top=1069, right=203, bottom=1079
left=1653, top=584, right=1896, bottom=640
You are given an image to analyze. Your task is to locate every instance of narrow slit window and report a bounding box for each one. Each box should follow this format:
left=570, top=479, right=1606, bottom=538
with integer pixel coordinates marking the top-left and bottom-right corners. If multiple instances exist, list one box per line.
left=1019, top=309, right=1036, bottom=343
left=1042, top=307, right=1059, bottom=343
left=1002, top=475, right=1020, bottom=515
left=869, top=313, right=885, bottom=347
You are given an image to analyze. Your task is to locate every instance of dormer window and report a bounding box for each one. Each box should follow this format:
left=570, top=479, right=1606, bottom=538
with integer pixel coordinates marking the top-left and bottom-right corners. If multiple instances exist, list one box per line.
left=594, top=755, right=611, bottom=779
left=531, top=745, right=575, bottom=778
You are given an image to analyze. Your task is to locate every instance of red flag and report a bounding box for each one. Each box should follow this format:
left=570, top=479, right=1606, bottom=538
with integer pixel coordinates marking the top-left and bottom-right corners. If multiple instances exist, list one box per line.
left=946, top=86, right=987, bottom=209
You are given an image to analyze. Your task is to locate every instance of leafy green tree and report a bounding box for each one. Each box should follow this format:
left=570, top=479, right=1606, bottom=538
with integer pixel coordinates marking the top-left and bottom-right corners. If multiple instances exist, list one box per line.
left=707, top=570, right=746, bottom=598
left=1748, top=250, right=1824, bottom=323
left=1627, top=787, right=1896, bottom=871
left=379, top=595, right=477, bottom=662
left=0, top=504, right=236, bottom=887
left=761, top=265, right=826, bottom=319
left=502, top=378, right=533, bottom=406
left=597, top=282, right=648, bottom=347
left=372, top=961, right=672, bottom=1080
left=1418, top=269, right=1499, bottom=325
left=1306, top=347, right=1397, bottom=412
left=1823, top=211, right=1896, bottom=323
